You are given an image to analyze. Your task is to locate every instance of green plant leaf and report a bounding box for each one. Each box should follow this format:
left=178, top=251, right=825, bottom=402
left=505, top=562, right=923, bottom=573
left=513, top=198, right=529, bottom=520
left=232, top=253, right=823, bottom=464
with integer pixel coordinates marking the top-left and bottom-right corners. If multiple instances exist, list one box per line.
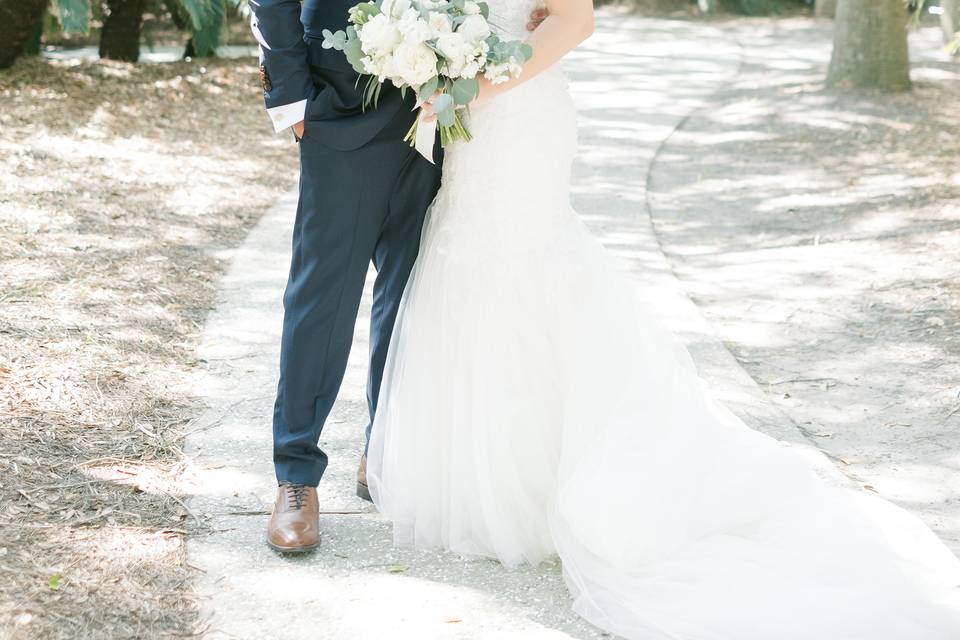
left=344, top=35, right=366, bottom=74
left=48, top=574, right=61, bottom=591
left=322, top=28, right=348, bottom=51
left=179, top=0, right=211, bottom=31
left=418, top=76, right=440, bottom=102
left=53, top=0, right=90, bottom=35
left=450, top=77, right=478, bottom=105
left=432, top=93, right=456, bottom=127
left=180, top=0, right=225, bottom=57
left=350, top=1, right=381, bottom=25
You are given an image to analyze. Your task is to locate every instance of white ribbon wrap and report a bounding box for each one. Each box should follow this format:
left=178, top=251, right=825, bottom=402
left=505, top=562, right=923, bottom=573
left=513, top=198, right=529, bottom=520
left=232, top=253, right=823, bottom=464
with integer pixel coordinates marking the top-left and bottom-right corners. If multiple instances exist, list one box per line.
left=414, top=111, right=438, bottom=164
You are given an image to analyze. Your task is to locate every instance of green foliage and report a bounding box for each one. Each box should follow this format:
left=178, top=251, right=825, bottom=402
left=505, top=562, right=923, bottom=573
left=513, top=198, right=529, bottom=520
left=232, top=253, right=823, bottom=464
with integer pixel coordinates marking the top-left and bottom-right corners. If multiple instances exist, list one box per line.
left=450, top=77, right=478, bottom=105
left=53, top=0, right=90, bottom=34
left=431, top=93, right=456, bottom=126
left=418, top=75, right=440, bottom=101
left=180, top=0, right=226, bottom=56
left=45, top=0, right=239, bottom=56
left=720, top=0, right=786, bottom=15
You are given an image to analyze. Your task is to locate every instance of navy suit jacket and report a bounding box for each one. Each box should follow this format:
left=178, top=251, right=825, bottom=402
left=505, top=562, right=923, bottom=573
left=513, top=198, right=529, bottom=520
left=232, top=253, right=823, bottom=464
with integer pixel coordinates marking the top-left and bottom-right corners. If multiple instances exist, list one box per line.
left=251, top=0, right=414, bottom=150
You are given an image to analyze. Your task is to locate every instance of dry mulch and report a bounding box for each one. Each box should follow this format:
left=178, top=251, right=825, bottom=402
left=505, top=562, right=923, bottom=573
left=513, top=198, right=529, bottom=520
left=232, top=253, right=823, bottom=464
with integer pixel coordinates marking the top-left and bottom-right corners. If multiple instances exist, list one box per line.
left=0, top=53, right=297, bottom=638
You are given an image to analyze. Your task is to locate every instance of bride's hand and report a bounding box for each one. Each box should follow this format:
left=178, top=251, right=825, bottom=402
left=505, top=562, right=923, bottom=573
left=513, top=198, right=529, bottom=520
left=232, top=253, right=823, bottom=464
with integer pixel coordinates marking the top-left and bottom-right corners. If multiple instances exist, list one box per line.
left=420, top=91, right=442, bottom=123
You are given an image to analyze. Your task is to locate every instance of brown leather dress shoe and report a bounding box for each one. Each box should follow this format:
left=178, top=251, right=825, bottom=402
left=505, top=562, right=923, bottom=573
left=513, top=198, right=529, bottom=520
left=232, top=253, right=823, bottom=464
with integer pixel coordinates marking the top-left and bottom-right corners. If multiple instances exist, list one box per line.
left=266, top=481, right=320, bottom=553
left=356, top=455, right=372, bottom=502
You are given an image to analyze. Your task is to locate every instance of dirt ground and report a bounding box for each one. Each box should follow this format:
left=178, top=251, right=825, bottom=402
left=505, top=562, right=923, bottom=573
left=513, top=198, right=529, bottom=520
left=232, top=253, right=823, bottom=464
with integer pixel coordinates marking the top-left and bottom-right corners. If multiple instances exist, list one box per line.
left=3, top=9, right=959, bottom=640
left=0, top=54, right=297, bottom=638
left=649, top=21, right=960, bottom=550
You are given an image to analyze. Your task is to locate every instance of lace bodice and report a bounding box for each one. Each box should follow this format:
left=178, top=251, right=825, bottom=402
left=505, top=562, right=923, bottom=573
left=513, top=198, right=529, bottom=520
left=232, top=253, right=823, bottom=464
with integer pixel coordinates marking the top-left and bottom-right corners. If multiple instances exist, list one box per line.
left=485, top=0, right=543, bottom=39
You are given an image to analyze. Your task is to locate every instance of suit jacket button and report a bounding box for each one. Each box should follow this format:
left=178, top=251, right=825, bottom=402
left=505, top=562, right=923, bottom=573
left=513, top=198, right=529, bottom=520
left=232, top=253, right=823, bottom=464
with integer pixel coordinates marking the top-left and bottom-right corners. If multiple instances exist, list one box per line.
left=259, top=64, right=272, bottom=92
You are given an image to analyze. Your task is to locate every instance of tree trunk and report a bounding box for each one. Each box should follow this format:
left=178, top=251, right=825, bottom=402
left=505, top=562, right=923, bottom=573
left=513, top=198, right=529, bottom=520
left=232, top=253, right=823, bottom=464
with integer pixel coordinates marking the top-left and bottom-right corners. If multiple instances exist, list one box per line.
left=942, top=0, right=959, bottom=44
left=0, top=0, right=48, bottom=69
left=99, top=0, right=146, bottom=62
left=826, top=0, right=911, bottom=91
left=815, top=0, right=837, bottom=19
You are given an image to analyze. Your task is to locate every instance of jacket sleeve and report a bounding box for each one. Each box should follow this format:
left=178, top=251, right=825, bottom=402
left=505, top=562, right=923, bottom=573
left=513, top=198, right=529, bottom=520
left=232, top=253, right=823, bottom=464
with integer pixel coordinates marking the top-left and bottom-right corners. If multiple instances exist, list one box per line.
left=249, top=0, right=314, bottom=132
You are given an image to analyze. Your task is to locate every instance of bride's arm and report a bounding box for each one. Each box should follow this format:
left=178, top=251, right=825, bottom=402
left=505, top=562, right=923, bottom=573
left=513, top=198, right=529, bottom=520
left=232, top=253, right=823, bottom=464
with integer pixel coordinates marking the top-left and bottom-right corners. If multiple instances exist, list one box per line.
left=475, top=0, right=593, bottom=105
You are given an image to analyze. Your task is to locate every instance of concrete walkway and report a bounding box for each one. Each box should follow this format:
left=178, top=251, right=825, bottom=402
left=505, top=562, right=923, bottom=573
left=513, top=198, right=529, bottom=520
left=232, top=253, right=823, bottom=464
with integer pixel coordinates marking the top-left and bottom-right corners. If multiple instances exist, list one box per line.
left=646, top=20, right=960, bottom=553
left=184, top=13, right=953, bottom=639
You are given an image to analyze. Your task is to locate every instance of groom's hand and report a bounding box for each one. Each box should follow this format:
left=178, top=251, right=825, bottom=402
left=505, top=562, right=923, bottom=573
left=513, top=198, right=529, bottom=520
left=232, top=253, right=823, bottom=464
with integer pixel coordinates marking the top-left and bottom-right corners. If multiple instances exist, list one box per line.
left=527, top=8, right=549, bottom=31
left=292, top=121, right=305, bottom=141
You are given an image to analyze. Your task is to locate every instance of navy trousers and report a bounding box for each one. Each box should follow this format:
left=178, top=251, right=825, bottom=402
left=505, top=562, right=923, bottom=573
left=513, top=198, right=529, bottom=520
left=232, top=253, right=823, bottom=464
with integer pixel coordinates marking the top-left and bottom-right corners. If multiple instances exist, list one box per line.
left=272, top=122, right=442, bottom=487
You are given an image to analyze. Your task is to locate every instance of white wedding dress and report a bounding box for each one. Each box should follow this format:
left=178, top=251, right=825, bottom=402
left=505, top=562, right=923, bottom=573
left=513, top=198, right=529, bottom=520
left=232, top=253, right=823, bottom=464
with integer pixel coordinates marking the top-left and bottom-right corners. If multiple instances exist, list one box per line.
left=366, top=2, right=960, bottom=637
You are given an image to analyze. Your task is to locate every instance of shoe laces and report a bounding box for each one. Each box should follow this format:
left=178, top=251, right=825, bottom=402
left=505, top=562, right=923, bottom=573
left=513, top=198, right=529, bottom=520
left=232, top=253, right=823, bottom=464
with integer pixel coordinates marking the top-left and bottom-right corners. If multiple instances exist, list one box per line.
left=279, top=481, right=308, bottom=510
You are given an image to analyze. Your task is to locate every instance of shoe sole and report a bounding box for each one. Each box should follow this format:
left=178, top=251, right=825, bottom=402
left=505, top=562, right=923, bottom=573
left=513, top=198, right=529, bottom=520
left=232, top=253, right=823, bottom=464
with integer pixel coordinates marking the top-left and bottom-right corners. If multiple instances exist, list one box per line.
left=266, top=538, right=320, bottom=554
left=356, top=481, right=372, bottom=502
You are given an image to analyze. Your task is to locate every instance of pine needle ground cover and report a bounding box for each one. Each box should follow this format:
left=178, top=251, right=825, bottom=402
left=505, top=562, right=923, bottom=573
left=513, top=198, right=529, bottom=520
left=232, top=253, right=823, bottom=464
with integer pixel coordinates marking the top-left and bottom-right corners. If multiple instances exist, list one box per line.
left=0, top=55, right=296, bottom=639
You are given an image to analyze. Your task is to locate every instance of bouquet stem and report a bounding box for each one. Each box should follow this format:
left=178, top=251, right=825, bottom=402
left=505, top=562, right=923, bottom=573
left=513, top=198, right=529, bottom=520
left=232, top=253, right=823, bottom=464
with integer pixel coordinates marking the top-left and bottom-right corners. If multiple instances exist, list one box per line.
left=404, top=109, right=473, bottom=152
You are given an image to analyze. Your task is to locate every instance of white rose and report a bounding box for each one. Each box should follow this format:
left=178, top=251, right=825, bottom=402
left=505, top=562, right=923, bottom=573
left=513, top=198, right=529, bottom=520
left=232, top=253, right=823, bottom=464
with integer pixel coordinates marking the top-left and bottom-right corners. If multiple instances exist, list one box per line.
left=392, top=42, right=438, bottom=87
left=361, top=55, right=381, bottom=77
left=457, top=14, right=491, bottom=44
left=380, top=0, right=411, bottom=18
left=362, top=53, right=397, bottom=82
left=428, top=11, right=453, bottom=36
left=398, top=11, right=434, bottom=44
left=463, top=0, right=482, bottom=14
left=379, top=54, right=398, bottom=82
left=359, top=14, right=401, bottom=56
left=436, top=32, right=470, bottom=77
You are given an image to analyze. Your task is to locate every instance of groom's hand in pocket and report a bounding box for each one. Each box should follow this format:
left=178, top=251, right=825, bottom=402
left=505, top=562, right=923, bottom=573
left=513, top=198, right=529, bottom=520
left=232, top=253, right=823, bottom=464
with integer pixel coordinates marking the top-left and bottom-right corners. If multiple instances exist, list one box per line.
left=527, top=8, right=549, bottom=31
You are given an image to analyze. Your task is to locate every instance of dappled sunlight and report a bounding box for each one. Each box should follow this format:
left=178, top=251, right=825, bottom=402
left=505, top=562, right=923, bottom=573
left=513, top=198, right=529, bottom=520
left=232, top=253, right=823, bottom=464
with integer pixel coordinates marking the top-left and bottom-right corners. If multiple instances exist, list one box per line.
left=1, top=52, right=300, bottom=636
left=646, top=17, right=960, bottom=551
left=83, top=462, right=181, bottom=497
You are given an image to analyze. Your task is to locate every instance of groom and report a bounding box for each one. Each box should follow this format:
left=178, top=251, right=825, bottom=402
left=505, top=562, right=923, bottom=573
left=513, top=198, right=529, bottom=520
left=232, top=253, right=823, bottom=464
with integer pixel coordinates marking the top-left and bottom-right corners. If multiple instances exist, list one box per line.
left=252, top=0, right=548, bottom=553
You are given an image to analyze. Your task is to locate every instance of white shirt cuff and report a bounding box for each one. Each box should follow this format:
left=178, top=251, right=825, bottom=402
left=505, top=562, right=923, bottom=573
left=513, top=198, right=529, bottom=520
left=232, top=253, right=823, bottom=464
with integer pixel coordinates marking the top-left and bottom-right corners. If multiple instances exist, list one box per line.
left=267, top=99, right=307, bottom=133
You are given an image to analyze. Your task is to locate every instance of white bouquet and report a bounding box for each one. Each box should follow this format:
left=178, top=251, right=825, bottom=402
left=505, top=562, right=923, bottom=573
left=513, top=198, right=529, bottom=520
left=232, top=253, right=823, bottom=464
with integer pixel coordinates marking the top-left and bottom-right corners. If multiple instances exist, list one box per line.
left=322, top=0, right=533, bottom=161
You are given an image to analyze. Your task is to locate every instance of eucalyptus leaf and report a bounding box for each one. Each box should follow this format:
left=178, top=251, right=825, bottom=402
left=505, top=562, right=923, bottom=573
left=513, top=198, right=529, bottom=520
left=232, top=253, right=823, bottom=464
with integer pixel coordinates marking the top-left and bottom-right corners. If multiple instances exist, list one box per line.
left=322, top=29, right=348, bottom=51
left=432, top=94, right=456, bottom=127
left=351, top=1, right=381, bottom=24
left=344, top=37, right=366, bottom=74
left=450, top=77, right=478, bottom=106
left=418, top=76, right=440, bottom=102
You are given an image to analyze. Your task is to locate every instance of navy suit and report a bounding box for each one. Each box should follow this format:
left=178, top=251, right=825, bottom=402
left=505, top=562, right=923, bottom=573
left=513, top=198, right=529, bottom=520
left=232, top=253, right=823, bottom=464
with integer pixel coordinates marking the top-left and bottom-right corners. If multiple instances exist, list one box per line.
left=251, top=0, right=443, bottom=486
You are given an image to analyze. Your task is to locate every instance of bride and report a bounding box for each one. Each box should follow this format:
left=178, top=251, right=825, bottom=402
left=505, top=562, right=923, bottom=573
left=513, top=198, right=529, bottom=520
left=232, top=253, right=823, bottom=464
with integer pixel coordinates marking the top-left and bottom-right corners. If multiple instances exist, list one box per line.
left=365, top=0, right=960, bottom=637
